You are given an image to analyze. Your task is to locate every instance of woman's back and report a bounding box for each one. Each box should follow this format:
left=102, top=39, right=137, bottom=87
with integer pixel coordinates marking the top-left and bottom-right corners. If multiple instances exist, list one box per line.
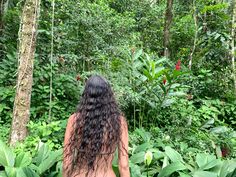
left=64, top=114, right=117, bottom=177
left=63, top=75, right=130, bottom=177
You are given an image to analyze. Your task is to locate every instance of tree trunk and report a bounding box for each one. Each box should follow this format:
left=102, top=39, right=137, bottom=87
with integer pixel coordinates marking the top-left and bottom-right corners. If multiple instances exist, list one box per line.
left=9, top=0, right=40, bottom=146
left=189, top=0, right=198, bottom=70
left=0, top=0, right=5, bottom=60
left=0, top=0, right=3, bottom=29
left=231, top=0, right=236, bottom=95
left=163, top=0, right=174, bottom=58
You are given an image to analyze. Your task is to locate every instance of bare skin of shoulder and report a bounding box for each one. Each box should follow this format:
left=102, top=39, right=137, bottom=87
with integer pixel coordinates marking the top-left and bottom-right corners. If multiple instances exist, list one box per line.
left=63, top=114, right=130, bottom=177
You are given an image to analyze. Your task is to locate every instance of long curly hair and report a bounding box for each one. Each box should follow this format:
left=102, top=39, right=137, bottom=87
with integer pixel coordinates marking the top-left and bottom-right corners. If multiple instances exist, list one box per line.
left=64, top=75, right=122, bottom=177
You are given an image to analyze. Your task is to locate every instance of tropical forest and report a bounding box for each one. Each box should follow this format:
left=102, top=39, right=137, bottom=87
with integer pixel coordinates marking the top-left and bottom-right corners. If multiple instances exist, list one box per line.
left=0, top=0, right=236, bottom=176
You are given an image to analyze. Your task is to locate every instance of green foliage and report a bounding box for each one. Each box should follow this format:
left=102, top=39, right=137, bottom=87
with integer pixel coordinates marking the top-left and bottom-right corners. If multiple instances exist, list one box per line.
left=0, top=52, right=17, bottom=125
left=0, top=140, right=62, bottom=177
left=31, top=61, right=79, bottom=121
left=1, top=0, right=236, bottom=176
left=123, top=129, right=236, bottom=177
left=14, top=120, right=66, bottom=155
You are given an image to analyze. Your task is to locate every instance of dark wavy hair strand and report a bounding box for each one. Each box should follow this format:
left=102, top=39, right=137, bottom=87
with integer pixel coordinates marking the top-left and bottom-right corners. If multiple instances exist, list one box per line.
left=64, top=75, right=123, bottom=177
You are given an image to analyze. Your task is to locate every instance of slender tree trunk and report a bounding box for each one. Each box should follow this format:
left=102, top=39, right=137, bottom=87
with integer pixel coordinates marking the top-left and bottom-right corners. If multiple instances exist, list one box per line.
left=189, top=0, right=198, bottom=70
left=231, top=0, right=236, bottom=95
left=163, top=0, right=174, bottom=58
left=9, top=0, right=40, bottom=146
left=0, top=0, right=5, bottom=60
left=0, top=0, right=3, bottom=29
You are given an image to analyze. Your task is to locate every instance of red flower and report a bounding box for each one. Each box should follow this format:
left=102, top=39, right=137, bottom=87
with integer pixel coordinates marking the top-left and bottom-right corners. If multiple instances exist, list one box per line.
left=175, top=60, right=181, bottom=70
left=76, top=75, right=81, bottom=81
left=163, top=78, right=166, bottom=85
left=221, top=147, right=229, bottom=157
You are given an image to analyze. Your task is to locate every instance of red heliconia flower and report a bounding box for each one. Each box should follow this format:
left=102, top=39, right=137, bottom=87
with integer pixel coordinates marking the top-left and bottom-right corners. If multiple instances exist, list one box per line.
left=221, top=147, right=229, bottom=157
left=175, top=60, right=181, bottom=70
left=76, top=74, right=81, bottom=81
left=163, top=78, right=167, bottom=85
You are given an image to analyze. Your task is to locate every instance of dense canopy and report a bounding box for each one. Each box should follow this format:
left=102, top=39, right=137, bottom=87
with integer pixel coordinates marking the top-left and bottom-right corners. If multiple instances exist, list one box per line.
left=0, top=0, right=236, bottom=176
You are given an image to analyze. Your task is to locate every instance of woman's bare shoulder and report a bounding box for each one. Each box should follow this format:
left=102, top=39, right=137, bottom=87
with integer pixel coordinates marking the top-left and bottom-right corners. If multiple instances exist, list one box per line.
left=119, top=116, right=128, bottom=132
left=120, top=115, right=127, bottom=124
left=67, top=113, right=78, bottom=127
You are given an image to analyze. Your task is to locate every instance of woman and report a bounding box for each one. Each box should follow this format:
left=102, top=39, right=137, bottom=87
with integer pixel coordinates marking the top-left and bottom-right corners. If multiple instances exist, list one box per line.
left=63, top=75, right=130, bottom=177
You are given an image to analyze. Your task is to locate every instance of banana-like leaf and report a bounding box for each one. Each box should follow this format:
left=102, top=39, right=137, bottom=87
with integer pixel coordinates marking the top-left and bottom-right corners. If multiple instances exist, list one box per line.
left=179, top=172, right=191, bottom=177
left=130, top=152, right=145, bottom=164
left=165, top=146, right=184, bottom=163
left=133, top=49, right=143, bottom=61
left=38, top=149, right=62, bottom=175
left=155, top=58, right=167, bottom=65
left=196, top=153, right=217, bottom=169
left=4, top=166, right=38, bottom=177
left=34, top=143, right=50, bottom=166
left=22, top=167, right=39, bottom=177
left=134, top=142, right=152, bottom=154
left=130, top=162, right=144, bottom=177
left=219, top=161, right=231, bottom=177
left=14, top=152, right=32, bottom=168
left=0, top=171, right=7, bottom=177
left=0, top=140, right=15, bottom=167
left=192, top=171, right=217, bottom=177
left=158, top=162, right=187, bottom=177
left=227, top=168, right=236, bottom=177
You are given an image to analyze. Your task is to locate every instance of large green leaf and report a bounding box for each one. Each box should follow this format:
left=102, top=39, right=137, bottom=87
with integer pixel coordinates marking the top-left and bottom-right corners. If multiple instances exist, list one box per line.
left=168, top=91, right=186, bottom=97
left=164, top=146, right=184, bottom=163
left=4, top=167, right=38, bottom=177
left=34, top=143, right=50, bottom=166
left=155, top=57, right=167, bottom=65
left=196, top=153, right=218, bottom=170
left=210, top=126, right=228, bottom=134
left=14, top=152, right=32, bottom=168
left=130, top=162, right=144, bottom=177
left=162, top=156, right=169, bottom=169
left=227, top=168, right=236, bottom=177
left=202, top=159, right=221, bottom=170
left=130, top=152, right=145, bottom=164
left=135, top=129, right=151, bottom=142
left=38, top=149, right=62, bottom=175
left=192, top=171, right=218, bottom=177
left=143, top=69, right=153, bottom=81
left=0, top=171, right=7, bottom=177
left=158, top=162, right=187, bottom=177
left=154, top=67, right=165, bottom=79
left=0, top=140, right=15, bottom=167
left=22, top=168, right=39, bottom=177
left=219, top=161, right=231, bottom=177
left=153, top=150, right=165, bottom=160
left=179, top=172, right=191, bottom=177
left=134, top=142, right=152, bottom=153
left=133, top=49, right=143, bottom=61
left=4, top=166, right=16, bottom=177
left=161, top=99, right=175, bottom=107
left=15, top=168, right=28, bottom=177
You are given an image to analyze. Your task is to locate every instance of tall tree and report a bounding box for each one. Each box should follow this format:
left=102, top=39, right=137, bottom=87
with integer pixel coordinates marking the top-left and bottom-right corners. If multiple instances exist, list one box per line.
left=189, top=0, right=198, bottom=69
left=0, top=0, right=3, bottom=29
left=0, top=0, right=5, bottom=60
left=163, top=0, right=174, bottom=58
left=231, top=0, right=236, bottom=95
left=9, top=0, right=40, bottom=146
